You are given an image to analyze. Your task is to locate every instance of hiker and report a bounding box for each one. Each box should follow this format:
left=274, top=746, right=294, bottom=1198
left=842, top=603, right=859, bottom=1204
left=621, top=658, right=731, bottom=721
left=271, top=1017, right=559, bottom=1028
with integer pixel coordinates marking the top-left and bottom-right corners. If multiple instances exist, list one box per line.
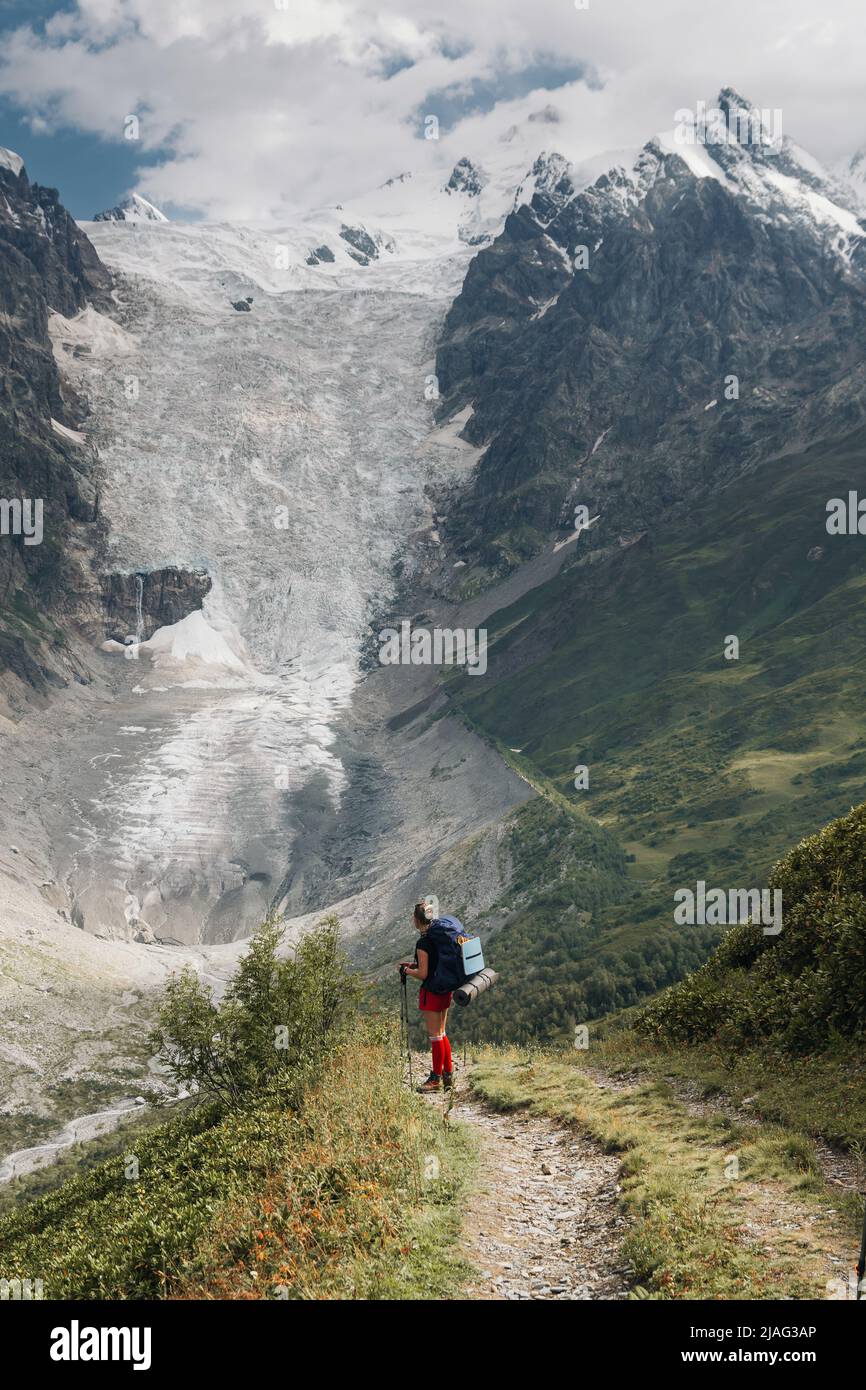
left=398, top=899, right=454, bottom=1093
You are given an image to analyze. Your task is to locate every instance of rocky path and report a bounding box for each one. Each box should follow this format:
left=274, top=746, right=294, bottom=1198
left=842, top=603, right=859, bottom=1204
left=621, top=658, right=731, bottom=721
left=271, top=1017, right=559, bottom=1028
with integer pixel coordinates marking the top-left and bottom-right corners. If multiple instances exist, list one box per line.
left=0, top=1100, right=143, bottom=1185
left=450, top=1092, right=630, bottom=1300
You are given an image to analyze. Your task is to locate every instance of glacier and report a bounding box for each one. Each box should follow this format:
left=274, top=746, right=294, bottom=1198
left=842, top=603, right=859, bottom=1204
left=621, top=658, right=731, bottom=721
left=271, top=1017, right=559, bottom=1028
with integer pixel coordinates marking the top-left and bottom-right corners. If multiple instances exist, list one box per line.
left=43, top=215, right=484, bottom=944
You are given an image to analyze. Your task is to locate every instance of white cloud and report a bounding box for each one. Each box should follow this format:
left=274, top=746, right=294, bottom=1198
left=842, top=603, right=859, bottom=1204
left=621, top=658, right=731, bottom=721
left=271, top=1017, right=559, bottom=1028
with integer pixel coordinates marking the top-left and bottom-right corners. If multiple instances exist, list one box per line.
left=2, top=0, right=866, bottom=220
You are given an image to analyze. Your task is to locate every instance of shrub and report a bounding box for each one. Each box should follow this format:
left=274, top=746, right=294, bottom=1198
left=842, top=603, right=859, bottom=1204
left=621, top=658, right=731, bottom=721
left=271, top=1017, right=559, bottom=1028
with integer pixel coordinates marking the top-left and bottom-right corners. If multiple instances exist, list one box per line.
left=149, top=914, right=359, bottom=1108
left=635, top=802, right=866, bottom=1052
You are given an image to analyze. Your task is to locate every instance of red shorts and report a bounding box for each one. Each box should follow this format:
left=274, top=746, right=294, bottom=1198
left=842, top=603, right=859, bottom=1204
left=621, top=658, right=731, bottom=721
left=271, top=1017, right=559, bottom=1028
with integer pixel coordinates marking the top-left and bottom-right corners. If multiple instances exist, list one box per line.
left=419, top=986, right=452, bottom=1012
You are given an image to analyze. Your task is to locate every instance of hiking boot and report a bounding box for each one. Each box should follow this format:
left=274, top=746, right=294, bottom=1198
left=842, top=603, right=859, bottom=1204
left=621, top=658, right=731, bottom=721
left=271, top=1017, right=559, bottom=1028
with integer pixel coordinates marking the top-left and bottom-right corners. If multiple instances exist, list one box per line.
left=442, top=1071, right=454, bottom=1091
left=417, top=1071, right=442, bottom=1093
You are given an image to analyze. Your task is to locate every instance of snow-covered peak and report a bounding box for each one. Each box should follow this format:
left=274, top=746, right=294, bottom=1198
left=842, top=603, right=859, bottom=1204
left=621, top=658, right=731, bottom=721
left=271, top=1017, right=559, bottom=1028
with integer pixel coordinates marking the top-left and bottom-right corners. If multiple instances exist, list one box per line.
left=513, top=152, right=575, bottom=223
left=0, top=147, right=25, bottom=178
left=94, top=194, right=168, bottom=223
left=716, top=86, right=770, bottom=132
left=82, top=88, right=865, bottom=291
left=445, top=158, right=486, bottom=197
left=573, top=90, right=866, bottom=263
left=834, top=149, right=866, bottom=214
left=527, top=104, right=561, bottom=127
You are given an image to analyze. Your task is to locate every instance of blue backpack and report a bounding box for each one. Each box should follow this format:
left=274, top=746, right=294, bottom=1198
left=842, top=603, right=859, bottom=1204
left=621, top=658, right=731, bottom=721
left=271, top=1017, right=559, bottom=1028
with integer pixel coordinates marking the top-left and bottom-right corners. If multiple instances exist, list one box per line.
left=424, top=915, right=485, bottom=994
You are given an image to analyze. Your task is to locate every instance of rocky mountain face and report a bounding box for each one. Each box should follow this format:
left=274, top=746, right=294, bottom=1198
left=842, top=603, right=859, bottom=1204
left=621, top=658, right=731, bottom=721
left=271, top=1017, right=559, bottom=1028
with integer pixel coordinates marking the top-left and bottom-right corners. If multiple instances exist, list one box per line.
left=0, top=148, right=113, bottom=697
left=100, top=567, right=212, bottom=643
left=0, top=153, right=205, bottom=712
left=435, top=90, right=866, bottom=572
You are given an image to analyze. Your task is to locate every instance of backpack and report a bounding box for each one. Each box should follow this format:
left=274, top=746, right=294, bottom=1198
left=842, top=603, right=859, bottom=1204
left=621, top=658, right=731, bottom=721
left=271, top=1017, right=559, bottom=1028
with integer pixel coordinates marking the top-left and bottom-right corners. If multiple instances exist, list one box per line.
left=424, top=915, right=485, bottom=994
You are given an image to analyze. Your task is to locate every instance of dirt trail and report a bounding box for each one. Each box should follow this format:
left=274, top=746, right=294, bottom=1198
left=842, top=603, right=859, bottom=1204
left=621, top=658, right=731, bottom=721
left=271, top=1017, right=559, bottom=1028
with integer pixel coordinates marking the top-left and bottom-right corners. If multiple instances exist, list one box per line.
left=0, top=1101, right=142, bottom=1185
left=432, top=1064, right=857, bottom=1301
left=445, top=1087, right=630, bottom=1300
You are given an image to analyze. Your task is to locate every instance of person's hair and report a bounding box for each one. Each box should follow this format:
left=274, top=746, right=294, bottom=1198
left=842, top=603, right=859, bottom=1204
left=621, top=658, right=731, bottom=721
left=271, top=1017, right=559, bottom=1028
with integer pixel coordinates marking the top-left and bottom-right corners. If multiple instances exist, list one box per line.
left=414, top=900, right=434, bottom=926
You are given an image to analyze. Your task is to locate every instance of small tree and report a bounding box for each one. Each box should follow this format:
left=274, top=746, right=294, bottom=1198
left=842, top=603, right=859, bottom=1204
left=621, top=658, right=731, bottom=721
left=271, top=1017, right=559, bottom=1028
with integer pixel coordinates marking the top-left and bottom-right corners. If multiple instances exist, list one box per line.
left=150, top=914, right=359, bottom=1109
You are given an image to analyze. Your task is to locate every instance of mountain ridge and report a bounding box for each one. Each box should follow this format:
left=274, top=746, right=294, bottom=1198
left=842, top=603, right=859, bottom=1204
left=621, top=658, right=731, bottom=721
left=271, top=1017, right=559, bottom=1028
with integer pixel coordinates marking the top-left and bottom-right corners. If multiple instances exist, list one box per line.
left=433, top=88, right=866, bottom=575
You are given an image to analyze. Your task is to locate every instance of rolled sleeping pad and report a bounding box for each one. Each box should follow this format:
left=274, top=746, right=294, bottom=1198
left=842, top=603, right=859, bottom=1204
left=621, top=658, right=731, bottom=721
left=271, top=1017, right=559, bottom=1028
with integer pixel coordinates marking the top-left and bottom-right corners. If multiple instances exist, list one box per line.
left=454, top=968, right=498, bottom=1007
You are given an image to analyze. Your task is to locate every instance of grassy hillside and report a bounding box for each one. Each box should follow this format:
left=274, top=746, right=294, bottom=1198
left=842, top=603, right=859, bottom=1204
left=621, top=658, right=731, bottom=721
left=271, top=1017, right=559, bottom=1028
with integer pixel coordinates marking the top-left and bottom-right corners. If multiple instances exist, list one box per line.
left=0, top=1032, right=471, bottom=1300
left=0, top=920, right=473, bottom=1300
left=440, top=424, right=866, bottom=1035
left=608, top=799, right=866, bottom=1154
left=636, top=800, right=866, bottom=1054
left=464, top=797, right=866, bottom=1299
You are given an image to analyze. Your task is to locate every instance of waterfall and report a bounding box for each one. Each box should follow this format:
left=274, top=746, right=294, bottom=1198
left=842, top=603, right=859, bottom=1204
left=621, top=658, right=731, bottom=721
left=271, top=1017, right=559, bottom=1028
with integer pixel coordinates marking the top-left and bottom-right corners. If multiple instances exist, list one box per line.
left=134, top=574, right=144, bottom=643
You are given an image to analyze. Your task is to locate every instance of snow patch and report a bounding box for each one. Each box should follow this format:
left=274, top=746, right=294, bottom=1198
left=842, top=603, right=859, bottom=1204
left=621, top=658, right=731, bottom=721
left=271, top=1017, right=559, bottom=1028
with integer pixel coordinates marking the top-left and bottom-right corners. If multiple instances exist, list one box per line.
left=763, top=168, right=864, bottom=242
left=51, top=418, right=86, bottom=444
left=553, top=513, right=600, bottom=552
left=0, top=147, right=24, bottom=177
left=656, top=132, right=732, bottom=187
left=142, top=610, right=251, bottom=677
left=590, top=428, right=611, bottom=455
left=49, top=306, right=138, bottom=359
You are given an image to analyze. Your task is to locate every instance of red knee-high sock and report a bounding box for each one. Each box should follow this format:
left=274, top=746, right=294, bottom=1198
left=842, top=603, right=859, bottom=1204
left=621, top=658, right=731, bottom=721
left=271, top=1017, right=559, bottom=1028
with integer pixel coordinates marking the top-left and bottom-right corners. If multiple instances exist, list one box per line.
left=441, top=1036, right=453, bottom=1072
left=430, top=1038, right=444, bottom=1075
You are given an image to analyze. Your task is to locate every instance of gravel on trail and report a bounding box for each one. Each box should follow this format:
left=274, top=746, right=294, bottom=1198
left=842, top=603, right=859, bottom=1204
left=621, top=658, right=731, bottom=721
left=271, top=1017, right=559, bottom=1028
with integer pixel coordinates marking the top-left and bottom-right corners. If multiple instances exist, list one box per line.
left=436, top=1081, right=631, bottom=1300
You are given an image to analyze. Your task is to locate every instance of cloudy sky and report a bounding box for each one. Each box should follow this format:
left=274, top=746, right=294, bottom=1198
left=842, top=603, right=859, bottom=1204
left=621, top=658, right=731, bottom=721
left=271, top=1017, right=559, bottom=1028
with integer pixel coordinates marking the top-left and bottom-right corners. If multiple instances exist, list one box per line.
left=1, top=0, right=865, bottom=221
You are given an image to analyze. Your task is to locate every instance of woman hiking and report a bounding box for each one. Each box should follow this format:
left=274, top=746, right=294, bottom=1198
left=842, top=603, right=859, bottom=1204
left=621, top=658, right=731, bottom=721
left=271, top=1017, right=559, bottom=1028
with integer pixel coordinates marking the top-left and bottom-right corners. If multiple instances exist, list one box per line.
left=399, top=898, right=454, bottom=1093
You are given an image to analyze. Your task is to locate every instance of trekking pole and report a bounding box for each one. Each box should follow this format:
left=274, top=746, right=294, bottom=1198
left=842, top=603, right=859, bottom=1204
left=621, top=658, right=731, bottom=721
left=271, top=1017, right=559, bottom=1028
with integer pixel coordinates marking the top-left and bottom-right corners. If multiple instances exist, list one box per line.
left=857, top=1191, right=866, bottom=1300
left=400, top=968, right=413, bottom=1089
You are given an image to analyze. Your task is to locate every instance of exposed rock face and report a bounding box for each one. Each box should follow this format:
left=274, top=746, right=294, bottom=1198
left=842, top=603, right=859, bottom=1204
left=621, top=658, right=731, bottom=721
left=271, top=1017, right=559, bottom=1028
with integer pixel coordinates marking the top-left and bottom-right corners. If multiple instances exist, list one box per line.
left=339, top=224, right=379, bottom=263
left=338, top=224, right=396, bottom=266
left=435, top=92, right=866, bottom=570
left=305, top=244, right=335, bottom=265
left=512, top=152, right=575, bottom=224
left=0, top=156, right=213, bottom=711
left=446, top=157, right=486, bottom=197
left=100, top=568, right=212, bottom=642
left=0, top=149, right=113, bottom=690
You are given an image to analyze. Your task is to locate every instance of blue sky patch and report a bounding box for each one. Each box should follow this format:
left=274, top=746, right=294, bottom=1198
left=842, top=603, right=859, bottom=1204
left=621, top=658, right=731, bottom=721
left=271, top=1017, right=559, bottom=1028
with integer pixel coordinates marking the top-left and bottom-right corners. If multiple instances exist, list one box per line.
left=416, top=58, right=598, bottom=135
